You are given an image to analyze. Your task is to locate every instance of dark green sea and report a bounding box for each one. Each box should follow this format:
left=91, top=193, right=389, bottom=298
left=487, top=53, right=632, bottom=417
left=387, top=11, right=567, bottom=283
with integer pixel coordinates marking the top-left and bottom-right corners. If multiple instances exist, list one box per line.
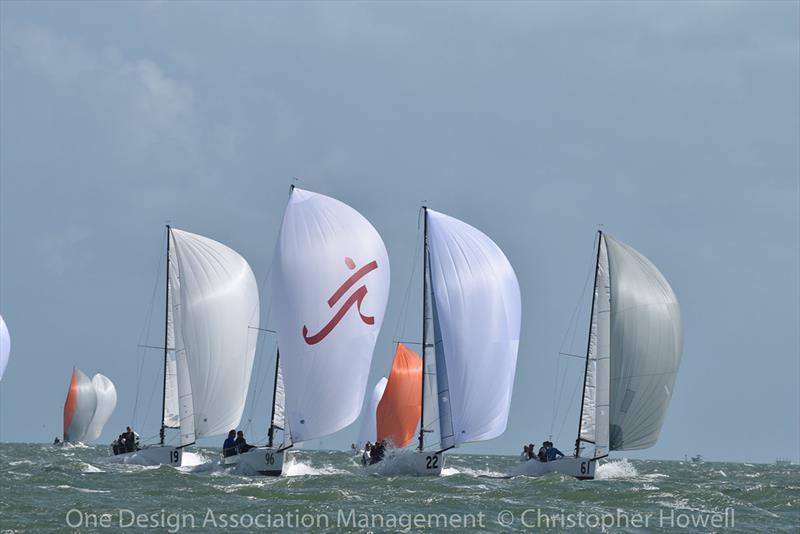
left=0, top=443, right=797, bottom=533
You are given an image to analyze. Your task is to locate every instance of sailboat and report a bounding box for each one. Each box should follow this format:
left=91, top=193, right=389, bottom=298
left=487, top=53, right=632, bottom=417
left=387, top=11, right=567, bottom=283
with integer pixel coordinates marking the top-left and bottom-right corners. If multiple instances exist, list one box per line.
left=62, top=368, right=117, bottom=444
left=222, top=187, right=390, bottom=476
left=357, top=343, right=422, bottom=466
left=0, top=314, right=9, bottom=381
left=511, top=231, right=683, bottom=479
left=112, top=226, right=259, bottom=466
left=368, top=208, right=521, bottom=476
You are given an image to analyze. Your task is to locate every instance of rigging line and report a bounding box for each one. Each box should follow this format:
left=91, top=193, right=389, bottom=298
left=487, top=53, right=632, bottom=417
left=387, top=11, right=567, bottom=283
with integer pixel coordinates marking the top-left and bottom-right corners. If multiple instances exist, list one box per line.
left=392, top=224, right=423, bottom=344
left=140, top=363, right=161, bottom=436
left=550, top=354, right=572, bottom=438
left=559, top=352, right=587, bottom=360
left=244, top=330, right=269, bottom=428
left=611, top=370, right=680, bottom=380
left=549, top=237, right=598, bottom=437
left=132, top=233, right=167, bottom=426
left=249, top=337, right=277, bottom=432
left=555, top=372, right=584, bottom=445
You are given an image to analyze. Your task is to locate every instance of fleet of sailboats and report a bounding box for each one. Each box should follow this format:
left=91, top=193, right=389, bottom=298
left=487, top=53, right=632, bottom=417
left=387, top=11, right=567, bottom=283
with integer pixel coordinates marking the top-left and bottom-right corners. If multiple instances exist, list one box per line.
left=33, top=187, right=683, bottom=479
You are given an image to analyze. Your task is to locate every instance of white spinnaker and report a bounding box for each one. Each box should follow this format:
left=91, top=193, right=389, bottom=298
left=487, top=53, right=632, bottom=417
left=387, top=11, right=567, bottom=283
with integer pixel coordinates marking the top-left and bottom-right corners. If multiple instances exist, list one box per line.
left=162, top=235, right=180, bottom=429
left=605, top=234, right=683, bottom=451
left=170, top=228, right=260, bottom=445
left=579, top=235, right=611, bottom=457
left=271, top=361, right=285, bottom=431
left=84, top=374, right=118, bottom=443
left=357, top=377, right=387, bottom=448
left=64, top=368, right=98, bottom=443
left=271, top=187, right=390, bottom=445
left=426, top=209, right=521, bottom=446
left=0, top=315, right=9, bottom=381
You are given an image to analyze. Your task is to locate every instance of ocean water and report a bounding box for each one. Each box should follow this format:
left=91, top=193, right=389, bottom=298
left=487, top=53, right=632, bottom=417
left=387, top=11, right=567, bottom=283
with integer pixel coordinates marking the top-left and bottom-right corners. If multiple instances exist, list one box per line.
left=0, top=443, right=797, bottom=533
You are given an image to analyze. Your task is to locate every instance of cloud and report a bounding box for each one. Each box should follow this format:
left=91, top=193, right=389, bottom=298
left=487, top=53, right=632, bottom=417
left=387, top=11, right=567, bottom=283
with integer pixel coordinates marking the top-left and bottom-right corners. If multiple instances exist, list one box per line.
left=2, top=22, right=196, bottom=158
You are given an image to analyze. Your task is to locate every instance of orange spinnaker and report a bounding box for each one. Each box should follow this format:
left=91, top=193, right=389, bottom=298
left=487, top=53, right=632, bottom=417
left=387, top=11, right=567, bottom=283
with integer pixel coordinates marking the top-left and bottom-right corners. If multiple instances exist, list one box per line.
left=63, top=367, right=78, bottom=436
left=377, top=343, right=422, bottom=448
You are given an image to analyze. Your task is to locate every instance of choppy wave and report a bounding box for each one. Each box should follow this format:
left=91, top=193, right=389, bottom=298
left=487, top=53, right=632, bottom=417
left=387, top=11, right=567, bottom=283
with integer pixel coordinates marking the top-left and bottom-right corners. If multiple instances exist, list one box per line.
left=284, top=457, right=348, bottom=477
left=0, top=444, right=797, bottom=533
left=596, top=458, right=639, bottom=479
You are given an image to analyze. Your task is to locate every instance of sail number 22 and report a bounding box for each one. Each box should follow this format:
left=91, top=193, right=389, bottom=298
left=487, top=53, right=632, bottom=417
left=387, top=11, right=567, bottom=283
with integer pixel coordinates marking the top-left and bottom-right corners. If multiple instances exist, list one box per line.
left=425, top=455, right=439, bottom=469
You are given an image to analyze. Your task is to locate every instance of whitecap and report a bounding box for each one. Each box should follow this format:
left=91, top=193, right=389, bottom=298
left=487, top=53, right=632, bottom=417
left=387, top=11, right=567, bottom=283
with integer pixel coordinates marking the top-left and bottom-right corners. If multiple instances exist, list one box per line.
left=441, top=467, right=460, bottom=477
left=80, top=462, right=105, bottom=473
left=596, top=459, right=638, bottom=479
left=284, top=458, right=347, bottom=477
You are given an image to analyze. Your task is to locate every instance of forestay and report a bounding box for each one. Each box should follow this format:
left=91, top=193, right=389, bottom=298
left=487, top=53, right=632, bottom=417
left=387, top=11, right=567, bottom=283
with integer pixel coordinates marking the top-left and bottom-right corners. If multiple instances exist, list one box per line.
left=426, top=209, right=521, bottom=447
left=169, top=229, right=260, bottom=446
left=271, top=187, right=390, bottom=445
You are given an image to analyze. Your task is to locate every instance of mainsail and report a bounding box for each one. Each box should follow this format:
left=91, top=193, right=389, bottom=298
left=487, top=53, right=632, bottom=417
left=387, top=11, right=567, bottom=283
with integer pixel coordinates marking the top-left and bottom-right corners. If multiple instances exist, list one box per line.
left=168, top=228, right=260, bottom=446
left=271, top=187, right=390, bottom=446
left=358, top=377, right=388, bottom=448
left=425, top=209, right=522, bottom=447
left=271, top=360, right=286, bottom=433
left=578, top=232, right=683, bottom=457
left=63, top=368, right=98, bottom=443
left=0, top=314, right=9, bottom=381
left=162, top=238, right=180, bottom=430
left=377, top=343, right=422, bottom=449
left=84, top=374, right=118, bottom=443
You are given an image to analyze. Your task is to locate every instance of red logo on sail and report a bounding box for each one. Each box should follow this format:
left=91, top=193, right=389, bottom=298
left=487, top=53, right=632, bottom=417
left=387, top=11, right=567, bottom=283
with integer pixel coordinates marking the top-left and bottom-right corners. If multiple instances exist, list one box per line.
left=302, top=257, right=378, bottom=345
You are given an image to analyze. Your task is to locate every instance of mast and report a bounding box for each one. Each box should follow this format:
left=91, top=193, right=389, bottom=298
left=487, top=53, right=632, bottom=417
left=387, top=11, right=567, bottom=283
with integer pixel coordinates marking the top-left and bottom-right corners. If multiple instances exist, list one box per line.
left=267, top=348, right=280, bottom=448
left=160, top=225, right=171, bottom=445
left=575, top=230, right=603, bottom=457
left=417, top=207, right=428, bottom=451
left=270, top=183, right=295, bottom=450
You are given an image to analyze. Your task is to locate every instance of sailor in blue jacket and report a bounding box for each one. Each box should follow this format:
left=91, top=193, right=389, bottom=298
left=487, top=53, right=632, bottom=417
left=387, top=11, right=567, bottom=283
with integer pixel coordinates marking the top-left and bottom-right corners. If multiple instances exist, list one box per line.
left=545, top=442, right=565, bottom=462
left=223, top=430, right=237, bottom=457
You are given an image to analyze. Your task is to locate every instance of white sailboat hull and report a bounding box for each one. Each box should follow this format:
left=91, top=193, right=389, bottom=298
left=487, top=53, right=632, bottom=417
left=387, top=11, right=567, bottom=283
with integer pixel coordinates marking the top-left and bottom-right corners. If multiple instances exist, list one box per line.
left=221, top=447, right=284, bottom=476
left=107, top=445, right=183, bottom=466
left=509, top=456, right=596, bottom=480
left=362, top=450, right=444, bottom=476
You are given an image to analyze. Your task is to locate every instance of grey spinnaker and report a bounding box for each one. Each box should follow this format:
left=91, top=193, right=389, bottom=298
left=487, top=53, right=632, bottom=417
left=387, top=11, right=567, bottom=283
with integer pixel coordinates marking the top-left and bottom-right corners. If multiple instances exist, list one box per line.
left=605, top=234, right=683, bottom=451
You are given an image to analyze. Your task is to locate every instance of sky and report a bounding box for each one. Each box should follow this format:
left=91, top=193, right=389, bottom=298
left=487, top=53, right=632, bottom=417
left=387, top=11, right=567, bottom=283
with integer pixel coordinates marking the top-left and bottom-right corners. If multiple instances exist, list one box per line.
left=0, top=1, right=797, bottom=463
